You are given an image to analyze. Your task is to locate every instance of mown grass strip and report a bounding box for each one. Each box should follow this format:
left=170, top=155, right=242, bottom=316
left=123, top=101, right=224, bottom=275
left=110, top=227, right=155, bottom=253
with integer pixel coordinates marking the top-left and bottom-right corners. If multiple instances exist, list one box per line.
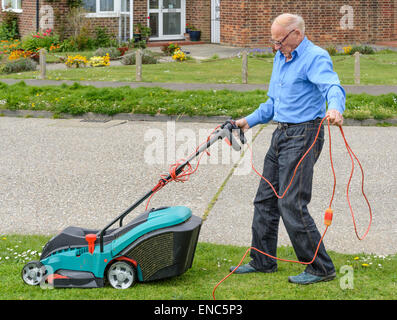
left=1, top=234, right=396, bottom=300
left=0, top=81, right=396, bottom=120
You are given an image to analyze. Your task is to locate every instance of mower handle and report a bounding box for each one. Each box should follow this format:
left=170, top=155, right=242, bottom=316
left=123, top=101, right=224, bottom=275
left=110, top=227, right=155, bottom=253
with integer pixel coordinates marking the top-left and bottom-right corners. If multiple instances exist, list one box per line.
left=219, top=120, right=247, bottom=151
left=98, top=119, right=246, bottom=252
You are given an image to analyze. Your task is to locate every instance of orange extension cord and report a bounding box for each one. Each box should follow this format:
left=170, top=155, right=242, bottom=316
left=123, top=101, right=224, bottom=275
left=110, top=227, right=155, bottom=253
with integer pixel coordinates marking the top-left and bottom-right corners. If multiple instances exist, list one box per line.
left=144, top=116, right=372, bottom=300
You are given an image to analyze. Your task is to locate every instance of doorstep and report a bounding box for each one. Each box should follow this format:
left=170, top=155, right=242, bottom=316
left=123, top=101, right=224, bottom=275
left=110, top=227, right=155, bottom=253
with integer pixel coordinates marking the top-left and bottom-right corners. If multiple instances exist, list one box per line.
left=147, top=40, right=206, bottom=47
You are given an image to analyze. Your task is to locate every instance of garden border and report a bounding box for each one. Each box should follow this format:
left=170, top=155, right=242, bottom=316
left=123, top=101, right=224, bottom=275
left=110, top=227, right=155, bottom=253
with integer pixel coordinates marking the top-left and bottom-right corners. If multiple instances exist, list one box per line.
left=1, top=108, right=397, bottom=126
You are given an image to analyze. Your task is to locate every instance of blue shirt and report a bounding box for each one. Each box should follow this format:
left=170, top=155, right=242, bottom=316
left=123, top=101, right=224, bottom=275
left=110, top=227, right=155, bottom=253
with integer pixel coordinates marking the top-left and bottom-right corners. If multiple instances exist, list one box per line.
left=245, top=37, right=346, bottom=127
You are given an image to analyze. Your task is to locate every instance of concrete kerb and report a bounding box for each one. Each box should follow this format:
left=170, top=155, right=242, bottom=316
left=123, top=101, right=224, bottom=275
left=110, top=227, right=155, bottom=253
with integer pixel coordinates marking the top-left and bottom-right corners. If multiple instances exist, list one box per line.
left=0, top=109, right=232, bottom=123
left=1, top=108, right=397, bottom=126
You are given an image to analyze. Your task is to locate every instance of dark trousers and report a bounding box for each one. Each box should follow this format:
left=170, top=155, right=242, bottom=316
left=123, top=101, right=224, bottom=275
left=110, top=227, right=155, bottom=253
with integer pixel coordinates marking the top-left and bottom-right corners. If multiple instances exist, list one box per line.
left=249, top=120, right=335, bottom=276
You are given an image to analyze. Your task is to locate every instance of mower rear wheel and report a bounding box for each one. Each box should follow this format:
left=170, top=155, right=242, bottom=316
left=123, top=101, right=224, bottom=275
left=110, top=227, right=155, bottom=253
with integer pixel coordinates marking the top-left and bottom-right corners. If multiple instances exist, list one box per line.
left=22, top=261, right=46, bottom=286
left=107, top=261, right=136, bottom=289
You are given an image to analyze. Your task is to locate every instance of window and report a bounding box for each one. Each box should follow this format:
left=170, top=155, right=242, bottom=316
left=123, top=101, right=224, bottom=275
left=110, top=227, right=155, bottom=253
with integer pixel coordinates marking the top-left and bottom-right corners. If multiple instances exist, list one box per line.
left=83, top=0, right=96, bottom=13
left=2, top=0, right=22, bottom=12
left=100, top=0, right=114, bottom=12
left=121, top=0, right=130, bottom=13
left=82, top=0, right=130, bottom=16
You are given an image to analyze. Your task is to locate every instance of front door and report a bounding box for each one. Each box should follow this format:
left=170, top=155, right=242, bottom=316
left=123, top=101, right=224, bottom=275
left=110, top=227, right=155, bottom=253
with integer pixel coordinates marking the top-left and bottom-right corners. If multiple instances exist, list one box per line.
left=148, top=0, right=185, bottom=40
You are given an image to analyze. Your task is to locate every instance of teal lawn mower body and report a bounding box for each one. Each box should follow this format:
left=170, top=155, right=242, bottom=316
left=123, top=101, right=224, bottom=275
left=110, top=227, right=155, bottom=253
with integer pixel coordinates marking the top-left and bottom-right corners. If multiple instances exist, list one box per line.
left=22, top=206, right=201, bottom=289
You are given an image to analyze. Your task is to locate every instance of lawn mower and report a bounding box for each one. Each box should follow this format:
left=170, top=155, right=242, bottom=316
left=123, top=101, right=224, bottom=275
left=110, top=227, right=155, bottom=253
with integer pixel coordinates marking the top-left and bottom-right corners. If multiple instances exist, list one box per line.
left=21, top=120, right=246, bottom=289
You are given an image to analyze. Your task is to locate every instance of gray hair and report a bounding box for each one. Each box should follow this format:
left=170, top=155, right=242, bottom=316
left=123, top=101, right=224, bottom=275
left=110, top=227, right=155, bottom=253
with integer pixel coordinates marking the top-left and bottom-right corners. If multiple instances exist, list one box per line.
left=273, top=13, right=305, bottom=34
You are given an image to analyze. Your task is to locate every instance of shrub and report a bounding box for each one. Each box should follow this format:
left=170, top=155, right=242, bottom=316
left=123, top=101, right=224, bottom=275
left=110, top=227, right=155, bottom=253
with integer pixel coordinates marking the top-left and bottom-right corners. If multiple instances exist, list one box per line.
left=132, top=39, right=147, bottom=49
left=59, top=38, right=78, bottom=52
left=350, top=45, right=375, bottom=55
left=0, top=11, right=19, bottom=40
left=72, top=27, right=94, bottom=51
left=121, top=50, right=157, bottom=65
left=325, top=45, right=338, bottom=56
left=93, top=47, right=121, bottom=60
left=161, top=42, right=180, bottom=56
left=117, top=47, right=129, bottom=56
left=1, top=58, right=37, bottom=74
left=22, top=29, right=59, bottom=52
left=93, top=27, right=112, bottom=48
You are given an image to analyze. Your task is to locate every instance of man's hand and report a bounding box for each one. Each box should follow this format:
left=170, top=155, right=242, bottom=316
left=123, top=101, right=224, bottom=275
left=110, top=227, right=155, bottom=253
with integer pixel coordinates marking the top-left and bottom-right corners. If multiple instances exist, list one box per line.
left=326, top=109, right=344, bottom=126
left=235, top=118, right=250, bottom=132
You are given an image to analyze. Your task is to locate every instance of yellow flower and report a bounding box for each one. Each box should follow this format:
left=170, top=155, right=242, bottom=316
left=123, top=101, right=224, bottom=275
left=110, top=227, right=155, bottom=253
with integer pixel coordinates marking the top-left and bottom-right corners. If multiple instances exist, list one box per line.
left=362, top=263, right=369, bottom=267
left=354, top=256, right=359, bottom=260
left=172, top=49, right=186, bottom=62
left=65, top=55, right=88, bottom=68
left=88, top=55, right=110, bottom=67
left=343, top=46, right=352, bottom=54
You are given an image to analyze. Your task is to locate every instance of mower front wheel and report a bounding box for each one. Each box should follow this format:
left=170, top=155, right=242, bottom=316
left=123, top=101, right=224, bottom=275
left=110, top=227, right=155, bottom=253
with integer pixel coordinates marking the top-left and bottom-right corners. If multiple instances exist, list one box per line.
left=21, top=261, right=46, bottom=286
left=107, top=261, right=137, bottom=289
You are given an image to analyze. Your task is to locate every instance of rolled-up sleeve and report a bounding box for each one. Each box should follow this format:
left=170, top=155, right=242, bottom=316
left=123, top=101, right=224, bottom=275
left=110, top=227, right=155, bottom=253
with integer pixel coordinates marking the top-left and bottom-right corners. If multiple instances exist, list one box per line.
left=307, top=53, right=346, bottom=115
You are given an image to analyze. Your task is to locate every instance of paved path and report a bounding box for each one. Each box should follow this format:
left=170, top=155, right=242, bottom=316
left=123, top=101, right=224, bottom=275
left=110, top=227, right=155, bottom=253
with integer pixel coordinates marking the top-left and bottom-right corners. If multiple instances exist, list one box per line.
left=0, top=116, right=396, bottom=255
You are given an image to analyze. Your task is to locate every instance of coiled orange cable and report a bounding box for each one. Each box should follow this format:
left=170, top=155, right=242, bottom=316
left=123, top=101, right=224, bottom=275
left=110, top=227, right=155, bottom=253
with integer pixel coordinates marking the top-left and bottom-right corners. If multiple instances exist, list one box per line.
left=212, top=116, right=372, bottom=299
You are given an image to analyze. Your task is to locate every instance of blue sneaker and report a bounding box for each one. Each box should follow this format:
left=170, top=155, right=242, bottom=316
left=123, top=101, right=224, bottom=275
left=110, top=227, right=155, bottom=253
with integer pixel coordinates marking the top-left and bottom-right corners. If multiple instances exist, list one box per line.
left=230, top=263, right=276, bottom=274
left=230, top=264, right=258, bottom=274
left=288, top=271, right=336, bottom=284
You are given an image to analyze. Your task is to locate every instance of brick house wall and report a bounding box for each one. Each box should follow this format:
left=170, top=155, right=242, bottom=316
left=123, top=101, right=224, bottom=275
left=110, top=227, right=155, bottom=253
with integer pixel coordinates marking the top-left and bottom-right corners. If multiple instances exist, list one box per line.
left=0, top=0, right=130, bottom=40
left=186, top=0, right=211, bottom=42
left=220, top=0, right=397, bottom=47
left=1, top=0, right=396, bottom=46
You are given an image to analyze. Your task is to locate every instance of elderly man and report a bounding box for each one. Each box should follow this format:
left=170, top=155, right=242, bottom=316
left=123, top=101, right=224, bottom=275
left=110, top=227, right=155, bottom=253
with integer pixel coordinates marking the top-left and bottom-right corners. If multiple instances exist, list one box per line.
left=232, top=13, right=345, bottom=284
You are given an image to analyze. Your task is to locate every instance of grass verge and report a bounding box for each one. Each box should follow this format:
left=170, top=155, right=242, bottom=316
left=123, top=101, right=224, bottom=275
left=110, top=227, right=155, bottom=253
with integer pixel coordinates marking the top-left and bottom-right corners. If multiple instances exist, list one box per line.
left=0, top=81, right=396, bottom=120
left=2, top=52, right=397, bottom=85
left=0, top=235, right=396, bottom=300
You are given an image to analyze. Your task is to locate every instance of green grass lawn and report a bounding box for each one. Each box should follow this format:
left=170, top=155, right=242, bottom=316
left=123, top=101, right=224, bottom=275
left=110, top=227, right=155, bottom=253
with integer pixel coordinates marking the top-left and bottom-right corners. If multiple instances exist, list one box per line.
left=0, top=57, right=271, bottom=84
left=0, top=235, right=395, bottom=300
left=1, top=52, right=397, bottom=85
left=333, top=53, right=397, bottom=85
left=1, top=81, right=396, bottom=120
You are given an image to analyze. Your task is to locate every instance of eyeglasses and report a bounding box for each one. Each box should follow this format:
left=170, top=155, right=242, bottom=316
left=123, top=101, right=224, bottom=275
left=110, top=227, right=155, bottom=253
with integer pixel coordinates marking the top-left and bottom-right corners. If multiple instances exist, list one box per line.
left=270, top=29, right=296, bottom=47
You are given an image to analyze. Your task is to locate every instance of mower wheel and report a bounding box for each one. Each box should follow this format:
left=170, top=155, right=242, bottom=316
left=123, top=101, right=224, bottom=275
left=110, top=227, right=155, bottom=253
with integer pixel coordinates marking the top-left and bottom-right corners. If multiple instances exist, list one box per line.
left=107, top=261, right=136, bottom=289
left=21, top=261, right=46, bottom=286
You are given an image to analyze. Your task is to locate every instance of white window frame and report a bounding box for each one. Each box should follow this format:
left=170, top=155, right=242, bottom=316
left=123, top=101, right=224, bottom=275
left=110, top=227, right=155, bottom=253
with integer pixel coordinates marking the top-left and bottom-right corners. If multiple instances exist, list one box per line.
left=84, top=0, right=122, bottom=18
left=1, top=0, right=22, bottom=13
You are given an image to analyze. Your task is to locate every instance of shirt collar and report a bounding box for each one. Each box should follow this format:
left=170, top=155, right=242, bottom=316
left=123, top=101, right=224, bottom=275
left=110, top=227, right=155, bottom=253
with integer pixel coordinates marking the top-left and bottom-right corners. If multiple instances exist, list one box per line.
left=294, top=36, right=309, bottom=56
left=277, top=36, right=309, bottom=60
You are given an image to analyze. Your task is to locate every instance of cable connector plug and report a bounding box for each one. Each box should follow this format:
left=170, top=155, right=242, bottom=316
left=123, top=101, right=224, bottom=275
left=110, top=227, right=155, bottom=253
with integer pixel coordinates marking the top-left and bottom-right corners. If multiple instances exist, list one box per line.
left=324, top=208, right=333, bottom=226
